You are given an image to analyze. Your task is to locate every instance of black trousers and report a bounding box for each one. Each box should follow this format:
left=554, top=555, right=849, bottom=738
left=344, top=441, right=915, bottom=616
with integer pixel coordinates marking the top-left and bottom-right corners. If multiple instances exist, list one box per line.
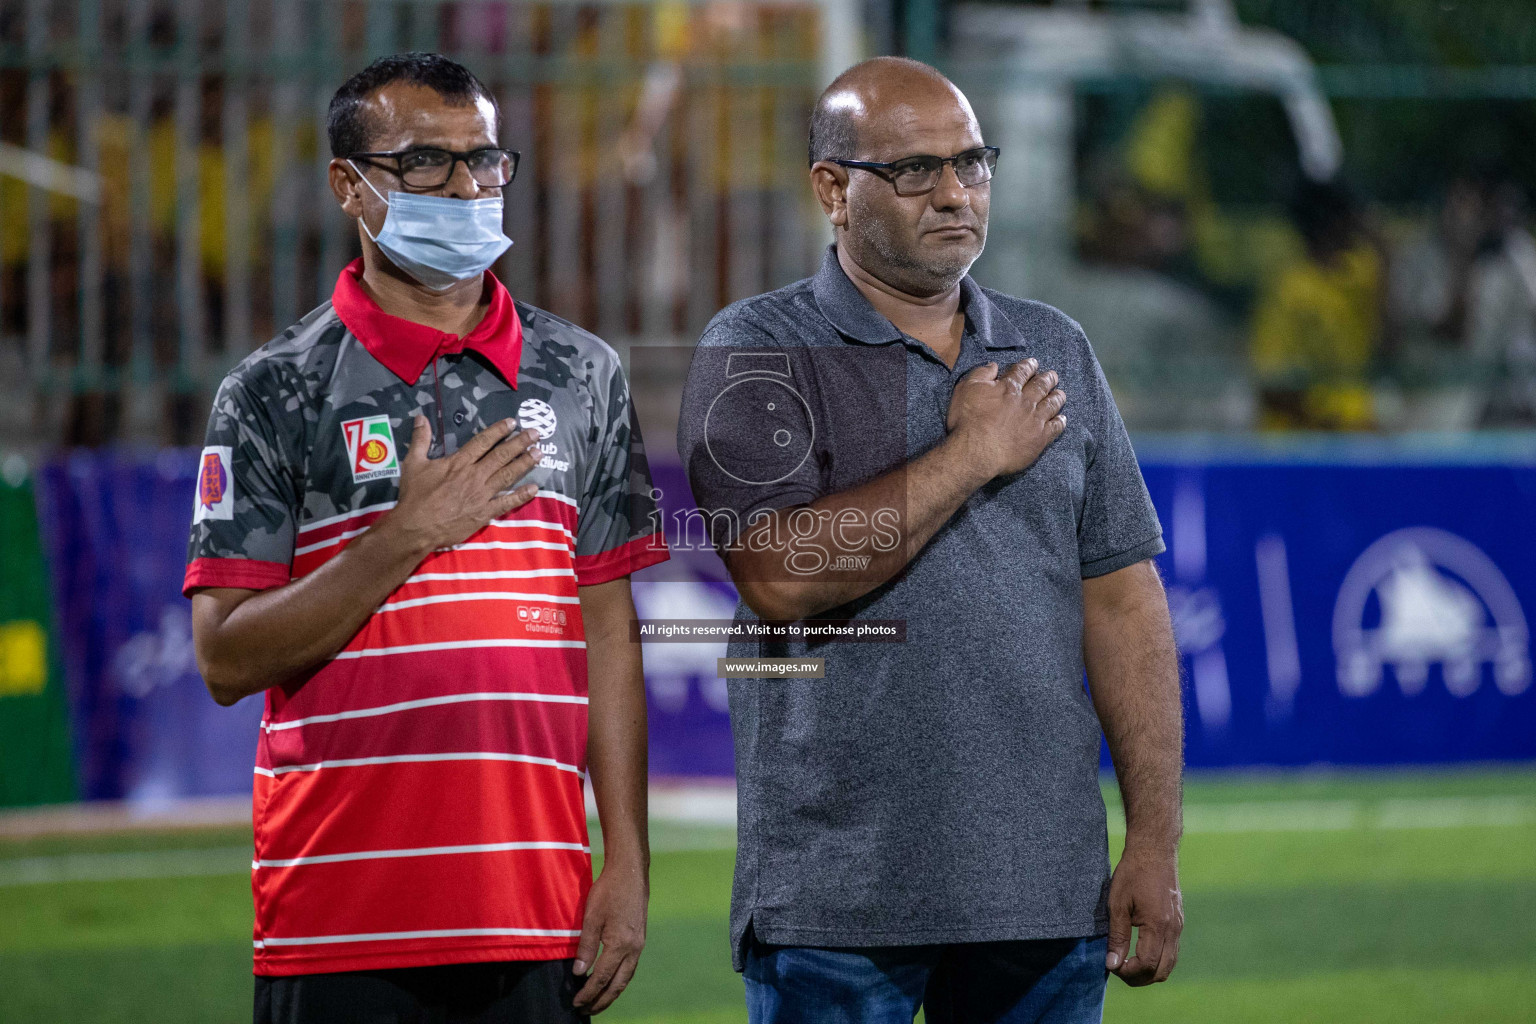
left=254, top=959, right=585, bottom=1024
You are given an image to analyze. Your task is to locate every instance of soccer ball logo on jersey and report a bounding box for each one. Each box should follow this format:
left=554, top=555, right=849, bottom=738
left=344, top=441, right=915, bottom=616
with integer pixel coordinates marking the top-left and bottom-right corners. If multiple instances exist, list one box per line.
left=518, top=398, right=570, bottom=472
left=518, top=398, right=558, bottom=439
left=342, top=415, right=401, bottom=483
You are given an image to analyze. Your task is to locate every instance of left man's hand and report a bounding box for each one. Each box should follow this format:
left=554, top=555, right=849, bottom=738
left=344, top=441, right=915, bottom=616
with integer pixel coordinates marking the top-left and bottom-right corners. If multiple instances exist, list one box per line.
left=1104, top=843, right=1183, bottom=986
left=572, top=861, right=648, bottom=1014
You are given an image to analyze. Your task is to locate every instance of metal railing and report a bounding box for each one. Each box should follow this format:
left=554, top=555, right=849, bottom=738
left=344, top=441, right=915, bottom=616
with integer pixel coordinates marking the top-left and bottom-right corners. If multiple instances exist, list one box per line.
left=6, top=0, right=1536, bottom=443
left=0, top=0, right=858, bottom=445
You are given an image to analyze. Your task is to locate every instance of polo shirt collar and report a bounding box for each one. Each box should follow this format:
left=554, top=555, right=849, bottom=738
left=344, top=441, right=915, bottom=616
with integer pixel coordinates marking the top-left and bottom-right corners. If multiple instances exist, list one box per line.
left=810, top=244, right=1026, bottom=351
left=331, top=257, right=523, bottom=387
left=960, top=272, right=1027, bottom=350
left=811, top=245, right=904, bottom=345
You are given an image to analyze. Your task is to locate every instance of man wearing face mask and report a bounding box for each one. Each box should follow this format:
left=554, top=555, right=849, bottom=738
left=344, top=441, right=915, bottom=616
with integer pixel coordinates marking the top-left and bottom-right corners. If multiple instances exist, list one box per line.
left=677, top=57, right=1184, bottom=1022
left=185, top=53, right=667, bottom=1023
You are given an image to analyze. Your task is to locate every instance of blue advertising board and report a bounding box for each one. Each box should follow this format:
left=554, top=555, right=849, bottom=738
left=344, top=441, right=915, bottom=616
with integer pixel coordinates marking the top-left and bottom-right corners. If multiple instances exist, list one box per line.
left=31, top=445, right=1536, bottom=803
left=639, top=446, right=1536, bottom=774
left=1139, top=455, right=1535, bottom=767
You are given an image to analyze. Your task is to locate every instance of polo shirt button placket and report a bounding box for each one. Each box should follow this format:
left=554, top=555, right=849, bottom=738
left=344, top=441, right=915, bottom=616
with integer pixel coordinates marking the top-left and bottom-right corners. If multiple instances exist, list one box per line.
left=429, top=341, right=451, bottom=457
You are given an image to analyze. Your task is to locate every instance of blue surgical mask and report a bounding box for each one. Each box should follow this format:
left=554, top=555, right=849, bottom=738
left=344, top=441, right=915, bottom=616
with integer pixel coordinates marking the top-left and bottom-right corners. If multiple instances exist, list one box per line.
left=350, top=160, right=513, bottom=291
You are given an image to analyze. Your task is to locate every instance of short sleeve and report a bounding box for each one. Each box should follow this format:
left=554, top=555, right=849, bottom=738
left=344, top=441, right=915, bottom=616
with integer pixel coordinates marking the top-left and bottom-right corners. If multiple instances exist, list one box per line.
left=1077, top=335, right=1165, bottom=578
left=675, top=327, right=825, bottom=553
left=573, top=358, right=671, bottom=586
left=183, top=375, right=299, bottom=596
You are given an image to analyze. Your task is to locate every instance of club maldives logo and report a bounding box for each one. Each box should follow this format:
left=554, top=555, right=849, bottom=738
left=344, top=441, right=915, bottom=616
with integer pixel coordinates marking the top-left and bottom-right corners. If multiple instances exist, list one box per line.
left=193, top=446, right=233, bottom=522
left=342, top=415, right=400, bottom=483
left=517, top=397, right=570, bottom=472
left=517, top=398, right=558, bottom=440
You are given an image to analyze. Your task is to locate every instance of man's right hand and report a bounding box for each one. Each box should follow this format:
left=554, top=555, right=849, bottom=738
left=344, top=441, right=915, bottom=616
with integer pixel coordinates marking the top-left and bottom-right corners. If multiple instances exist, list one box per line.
left=945, top=358, right=1068, bottom=482
left=379, top=415, right=546, bottom=556
left=192, top=415, right=545, bottom=705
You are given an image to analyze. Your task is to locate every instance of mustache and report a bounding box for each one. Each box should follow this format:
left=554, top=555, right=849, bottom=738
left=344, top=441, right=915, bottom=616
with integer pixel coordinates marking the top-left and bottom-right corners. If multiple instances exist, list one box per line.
left=922, top=215, right=981, bottom=232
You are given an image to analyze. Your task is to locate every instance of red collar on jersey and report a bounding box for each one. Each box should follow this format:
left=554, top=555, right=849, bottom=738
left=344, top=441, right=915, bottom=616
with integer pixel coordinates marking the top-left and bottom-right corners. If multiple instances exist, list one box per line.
left=331, top=257, right=523, bottom=388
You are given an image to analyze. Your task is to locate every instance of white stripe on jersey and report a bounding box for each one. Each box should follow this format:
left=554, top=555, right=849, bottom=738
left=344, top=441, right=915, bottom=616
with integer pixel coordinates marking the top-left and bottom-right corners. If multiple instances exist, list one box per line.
left=488, top=518, right=577, bottom=544
left=256, top=927, right=582, bottom=948
left=377, top=591, right=581, bottom=613
left=262, top=691, right=588, bottom=733
left=403, top=568, right=575, bottom=583
left=437, top=540, right=573, bottom=554
left=301, top=528, right=574, bottom=559
left=297, top=501, right=398, bottom=535
left=535, top=489, right=579, bottom=509
left=295, top=494, right=574, bottom=538
left=255, top=840, right=590, bottom=868
left=330, top=638, right=586, bottom=660
left=254, top=751, right=582, bottom=777
left=293, top=526, right=371, bottom=556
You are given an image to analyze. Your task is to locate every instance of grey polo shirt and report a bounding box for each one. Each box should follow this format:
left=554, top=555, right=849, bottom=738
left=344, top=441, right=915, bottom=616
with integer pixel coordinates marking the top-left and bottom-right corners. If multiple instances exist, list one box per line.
left=677, top=245, right=1164, bottom=970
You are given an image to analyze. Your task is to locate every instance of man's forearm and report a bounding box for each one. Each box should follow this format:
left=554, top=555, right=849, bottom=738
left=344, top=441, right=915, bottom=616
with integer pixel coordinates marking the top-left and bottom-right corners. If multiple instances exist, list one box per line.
left=1082, top=560, right=1184, bottom=851
left=730, top=435, right=986, bottom=621
left=191, top=515, right=434, bottom=704
left=582, top=579, right=650, bottom=872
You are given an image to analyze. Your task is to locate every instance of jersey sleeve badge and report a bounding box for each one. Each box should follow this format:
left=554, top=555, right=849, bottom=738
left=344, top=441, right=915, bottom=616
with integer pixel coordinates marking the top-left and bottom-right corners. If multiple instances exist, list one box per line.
left=193, top=446, right=235, bottom=522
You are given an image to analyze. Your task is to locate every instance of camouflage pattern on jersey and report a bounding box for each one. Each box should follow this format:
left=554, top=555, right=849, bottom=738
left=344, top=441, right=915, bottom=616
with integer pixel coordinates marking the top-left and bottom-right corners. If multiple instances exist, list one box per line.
left=186, top=296, right=665, bottom=587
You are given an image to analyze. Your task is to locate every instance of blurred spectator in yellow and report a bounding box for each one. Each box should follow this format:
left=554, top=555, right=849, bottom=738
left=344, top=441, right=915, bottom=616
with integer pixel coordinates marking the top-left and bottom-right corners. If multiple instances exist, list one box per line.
left=1, top=71, right=82, bottom=347
left=0, top=64, right=29, bottom=338
left=97, top=77, right=289, bottom=346
left=166, top=80, right=280, bottom=332
left=1251, top=179, right=1384, bottom=430
left=1122, top=86, right=1304, bottom=306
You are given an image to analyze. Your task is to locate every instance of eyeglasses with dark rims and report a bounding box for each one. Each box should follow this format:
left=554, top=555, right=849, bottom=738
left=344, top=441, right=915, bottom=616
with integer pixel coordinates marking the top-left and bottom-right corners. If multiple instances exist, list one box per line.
left=347, top=147, right=520, bottom=189
left=830, top=146, right=999, bottom=197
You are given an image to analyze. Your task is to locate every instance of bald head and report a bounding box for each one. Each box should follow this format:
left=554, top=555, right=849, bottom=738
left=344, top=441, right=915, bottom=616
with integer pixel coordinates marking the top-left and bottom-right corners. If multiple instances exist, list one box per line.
left=808, top=56, right=990, bottom=296
left=807, top=57, right=973, bottom=167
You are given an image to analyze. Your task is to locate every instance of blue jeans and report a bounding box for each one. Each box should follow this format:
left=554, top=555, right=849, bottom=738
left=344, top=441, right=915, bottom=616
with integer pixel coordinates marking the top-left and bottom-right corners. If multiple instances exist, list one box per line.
left=744, top=935, right=1107, bottom=1024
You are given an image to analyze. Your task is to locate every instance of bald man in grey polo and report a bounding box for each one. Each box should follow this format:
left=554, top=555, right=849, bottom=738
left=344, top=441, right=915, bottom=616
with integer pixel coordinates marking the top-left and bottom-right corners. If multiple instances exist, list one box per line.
left=677, top=243, right=1165, bottom=969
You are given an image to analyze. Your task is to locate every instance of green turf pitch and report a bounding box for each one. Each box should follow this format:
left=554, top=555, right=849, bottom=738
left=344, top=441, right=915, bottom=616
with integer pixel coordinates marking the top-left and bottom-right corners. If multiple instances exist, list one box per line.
left=1, top=769, right=1533, bottom=1023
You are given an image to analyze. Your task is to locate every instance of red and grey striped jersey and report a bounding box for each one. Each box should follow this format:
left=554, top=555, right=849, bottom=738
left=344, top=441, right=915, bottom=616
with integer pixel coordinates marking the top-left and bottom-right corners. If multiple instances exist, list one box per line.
left=183, top=259, right=668, bottom=976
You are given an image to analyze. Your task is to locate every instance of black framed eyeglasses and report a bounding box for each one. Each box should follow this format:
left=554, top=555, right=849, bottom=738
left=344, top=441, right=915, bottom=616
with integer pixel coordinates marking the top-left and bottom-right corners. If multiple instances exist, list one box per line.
left=832, top=146, right=999, bottom=197
left=348, top=147, right=520, bottom=189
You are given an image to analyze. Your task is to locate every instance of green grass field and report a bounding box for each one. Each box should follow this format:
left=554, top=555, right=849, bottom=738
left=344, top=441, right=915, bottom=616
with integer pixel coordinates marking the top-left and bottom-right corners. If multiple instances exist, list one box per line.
left=2, top=768, right=1534, bottom=1023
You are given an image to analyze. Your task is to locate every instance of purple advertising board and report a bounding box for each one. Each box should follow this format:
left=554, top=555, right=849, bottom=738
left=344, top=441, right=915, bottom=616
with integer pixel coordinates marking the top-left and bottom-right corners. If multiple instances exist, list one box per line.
left=36, top=452, right=263, bottom=802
